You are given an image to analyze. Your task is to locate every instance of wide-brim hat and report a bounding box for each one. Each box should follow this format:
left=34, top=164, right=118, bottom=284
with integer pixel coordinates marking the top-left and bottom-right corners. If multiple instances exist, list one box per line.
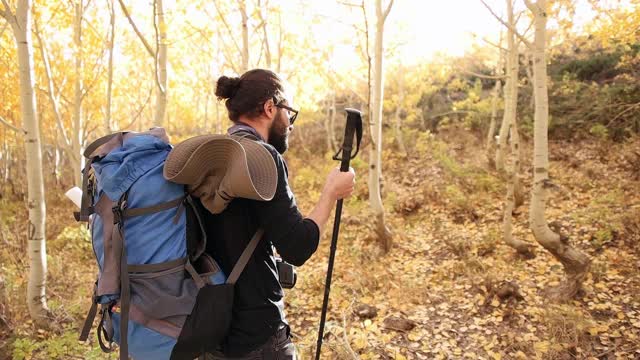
left=163, top=134, right=277, bottom=214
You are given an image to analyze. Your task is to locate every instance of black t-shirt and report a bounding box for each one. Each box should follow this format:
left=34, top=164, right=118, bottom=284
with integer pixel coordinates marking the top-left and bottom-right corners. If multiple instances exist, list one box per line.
left=202, top=133, right=320, bottom=356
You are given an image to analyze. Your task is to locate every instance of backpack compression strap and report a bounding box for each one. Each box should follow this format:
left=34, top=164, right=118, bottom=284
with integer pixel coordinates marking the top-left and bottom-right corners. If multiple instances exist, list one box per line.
left=74, top=158, right=96, bottom=222
left=226, top=228, right=265, bottom=285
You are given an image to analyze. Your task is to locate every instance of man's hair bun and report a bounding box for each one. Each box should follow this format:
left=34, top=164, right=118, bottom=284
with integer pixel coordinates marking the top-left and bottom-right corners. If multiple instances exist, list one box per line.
left=215, top=76, right=241, bottom=99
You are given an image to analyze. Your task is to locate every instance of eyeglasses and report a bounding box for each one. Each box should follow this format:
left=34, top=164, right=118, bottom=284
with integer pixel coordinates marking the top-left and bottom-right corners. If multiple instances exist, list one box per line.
left=274, top=101, right=299, bottom=125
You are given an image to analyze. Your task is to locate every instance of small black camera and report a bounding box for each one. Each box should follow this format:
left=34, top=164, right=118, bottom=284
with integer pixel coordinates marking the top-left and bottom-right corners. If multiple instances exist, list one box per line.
left=276, top=258, right=297, bottom=289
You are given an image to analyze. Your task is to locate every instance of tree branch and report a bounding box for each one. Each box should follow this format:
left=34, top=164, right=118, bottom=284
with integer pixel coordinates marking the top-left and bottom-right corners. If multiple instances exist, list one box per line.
left=117, top=0, right=155, bottom=57
left=210, top=1, right=243, bottom=61
left=121, top=86, right=153, bottom=130
left=383, top=0, right=394, bottom=22
left=34, top=19, right=72, bottom=149
left=152, top=0, right=165, bottom=94
left=0, top=20, right=8, bottom=38
left=479, top=0, right=531, bottom=48
left=0, top=0, right=12, bottom=19
left=461, top=69, right=507, bottom=80
left=480, top=36, right=508, bottom=52
left=0, top=115, right=25, bottom=134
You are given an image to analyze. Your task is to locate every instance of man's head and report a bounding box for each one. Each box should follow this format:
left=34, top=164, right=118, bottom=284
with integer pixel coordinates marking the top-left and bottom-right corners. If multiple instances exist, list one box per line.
left=215, top=69, right=298, bottom=154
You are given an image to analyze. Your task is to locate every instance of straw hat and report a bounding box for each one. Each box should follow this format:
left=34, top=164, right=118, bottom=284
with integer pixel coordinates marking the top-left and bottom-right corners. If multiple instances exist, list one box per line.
left=163, top=134, right=278, bottom=214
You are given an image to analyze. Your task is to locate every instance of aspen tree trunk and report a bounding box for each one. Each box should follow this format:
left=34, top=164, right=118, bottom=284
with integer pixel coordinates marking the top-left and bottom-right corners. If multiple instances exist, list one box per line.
left=369, top=0, right=393, bottom=252
left=503, top=125, right=533, bottom=257
left=72, top=1, right=84, bottom=187
left=105, top=0, right=115, bottom=133
left=34, top=20, right=78, bottom=176
left=486, top=78, right=501, bottom=168
left=511, top=103, right=525, bottom=207
left=3, top=0, right=50, bottom=325
left=526, top=0, right=590, bottom=300
left=486, top=79, right=501, bottom=150
left=495, top=0, right=517, bottom=173
left=154, top=0, right=168, bottom=126
left=258, top=0, right=271, bottom=68
left=486, top=32, right=503, bottom=162
left=239, top=0, right=249, bottom=72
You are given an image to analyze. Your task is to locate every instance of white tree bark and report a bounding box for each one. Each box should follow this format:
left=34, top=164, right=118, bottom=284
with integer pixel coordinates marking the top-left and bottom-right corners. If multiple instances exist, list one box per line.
left=369, top=0, right=393, bottom=252
left=154, top=0, right=167, bottom=126
left=105, top=0, right=115, bottom=133
left=239, top=0, right=249, bottom=72
left=72, top=1, right=84, bottom=187
left=511, top=98, right=525, bottom=208
left=2, top=0, right=50, bottom=325
left=495, top=0, right=518, bottom=173
left=526, top=0, right=590, bottom=300
left=34, top=20, right=79, bottom=176
left=486, top=79, right=501, bottom=153
left=503, top=125, right=533, bottom=257
left=258, top=0, right=271, bottom=68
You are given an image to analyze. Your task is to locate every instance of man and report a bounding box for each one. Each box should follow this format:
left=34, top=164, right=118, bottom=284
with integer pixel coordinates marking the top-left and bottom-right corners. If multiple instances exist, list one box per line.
left=204, top=69, right=356, bottom=359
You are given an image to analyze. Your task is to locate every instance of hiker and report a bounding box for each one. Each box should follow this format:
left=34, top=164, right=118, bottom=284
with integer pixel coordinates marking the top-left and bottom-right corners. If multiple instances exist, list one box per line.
left=201, top=69, right=356, bottom=359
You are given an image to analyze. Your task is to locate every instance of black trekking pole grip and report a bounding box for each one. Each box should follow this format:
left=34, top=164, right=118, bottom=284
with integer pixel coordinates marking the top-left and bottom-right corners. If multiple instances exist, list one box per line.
left=315, top=108, right=363, bottom=360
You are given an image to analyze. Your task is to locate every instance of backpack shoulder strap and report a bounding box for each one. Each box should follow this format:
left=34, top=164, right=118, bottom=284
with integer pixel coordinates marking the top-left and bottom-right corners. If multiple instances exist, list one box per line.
left=184, top=194, right=207, bottom=262
left=226, top=229, right=264, bottom=285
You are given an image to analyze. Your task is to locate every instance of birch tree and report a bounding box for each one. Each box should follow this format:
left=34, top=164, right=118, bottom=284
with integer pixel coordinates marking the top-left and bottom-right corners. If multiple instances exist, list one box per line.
left=485, top=32, right=503, bottom=167
left=0, top=0, right=51, bottom=325
left=495, top=0, right=518, bottom=174
left=369, top=0, right=394, bottom=252
left=257, top=0, right=271, bottom=69
left=525, top=0, right=590, bottom=299
left=482, top=0, right=528, bottom=255
left=34, top=19, right=82, bottom=186
left=72, top=0, right=85, bottom=186
left=118, top=0, right=168, bottom=126
left=239, top=0, right=249, bottom=72
left=105, top=0, right=115, bottom=133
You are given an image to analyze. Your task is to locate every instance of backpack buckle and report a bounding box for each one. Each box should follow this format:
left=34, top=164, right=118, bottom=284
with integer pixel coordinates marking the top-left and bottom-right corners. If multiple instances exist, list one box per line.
left=112, top=205, right=123, bottom=225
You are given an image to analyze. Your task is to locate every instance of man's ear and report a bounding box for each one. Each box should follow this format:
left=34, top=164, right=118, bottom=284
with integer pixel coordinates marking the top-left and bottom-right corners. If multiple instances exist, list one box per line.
left=263, top=98, right=276, bottom=119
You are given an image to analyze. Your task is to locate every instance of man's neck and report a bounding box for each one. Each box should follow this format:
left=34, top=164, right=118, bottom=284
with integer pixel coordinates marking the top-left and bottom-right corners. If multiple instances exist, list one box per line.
left=236, top=118, right=269, bottom=142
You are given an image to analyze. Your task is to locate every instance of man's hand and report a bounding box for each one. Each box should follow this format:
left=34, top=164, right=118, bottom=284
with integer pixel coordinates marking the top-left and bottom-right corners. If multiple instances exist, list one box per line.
left=322, top=167, right=356, bottom=201
left=306, top=167, right=356, bottom=236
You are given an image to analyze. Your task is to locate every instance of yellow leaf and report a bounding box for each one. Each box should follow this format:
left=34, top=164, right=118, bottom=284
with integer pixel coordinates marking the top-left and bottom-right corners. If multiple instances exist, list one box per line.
left=364, top=319, right=372, bottom=327
left=490, top=298, right=500, bottom=307
left=353, top=333, right=367, bottom=350
left=534, top=341, right=550, bottom=353
left=395, top=354, right=408, bottom=360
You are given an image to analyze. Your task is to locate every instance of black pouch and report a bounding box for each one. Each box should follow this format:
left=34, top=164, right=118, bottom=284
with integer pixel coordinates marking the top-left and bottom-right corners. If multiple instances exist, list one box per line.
left=169, top=229, right=264, bottom=360
left=169, top=283, right=234, bottom=360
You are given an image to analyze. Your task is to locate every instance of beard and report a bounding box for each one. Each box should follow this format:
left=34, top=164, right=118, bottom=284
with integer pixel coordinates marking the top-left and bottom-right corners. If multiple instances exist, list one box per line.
left=268, top=112, right=290, bottom=154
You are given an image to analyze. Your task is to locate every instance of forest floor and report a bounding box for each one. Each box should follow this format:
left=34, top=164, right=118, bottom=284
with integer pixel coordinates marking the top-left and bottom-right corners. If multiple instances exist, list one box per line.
left=1, top=129, right=639, bottom=359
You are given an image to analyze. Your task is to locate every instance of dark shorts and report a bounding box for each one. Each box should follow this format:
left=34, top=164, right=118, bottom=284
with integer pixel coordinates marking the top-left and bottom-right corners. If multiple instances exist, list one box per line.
left=204, top=326, right=296, bottom=360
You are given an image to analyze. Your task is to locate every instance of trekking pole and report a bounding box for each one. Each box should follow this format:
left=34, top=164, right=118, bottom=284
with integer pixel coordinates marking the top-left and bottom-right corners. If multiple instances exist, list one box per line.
left=315, top=108, right=363, bottom=360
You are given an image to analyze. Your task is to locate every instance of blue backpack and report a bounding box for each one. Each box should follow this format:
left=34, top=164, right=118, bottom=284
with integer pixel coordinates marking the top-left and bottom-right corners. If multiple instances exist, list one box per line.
left=76, top=130, right=262, bottom=360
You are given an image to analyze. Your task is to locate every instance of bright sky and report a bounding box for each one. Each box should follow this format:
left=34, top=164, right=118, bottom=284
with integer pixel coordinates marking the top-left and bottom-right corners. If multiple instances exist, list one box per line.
left=288, top=0, right=611, bottom=71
